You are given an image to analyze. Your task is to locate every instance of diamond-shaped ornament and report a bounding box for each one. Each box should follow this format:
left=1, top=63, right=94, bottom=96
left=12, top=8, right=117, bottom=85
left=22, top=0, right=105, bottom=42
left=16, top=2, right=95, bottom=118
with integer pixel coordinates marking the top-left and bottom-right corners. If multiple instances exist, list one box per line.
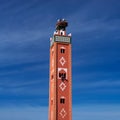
left=60, top=108, right=67, bottom=118
left=59, top=82, right=66, bottom=91
left=59, top=57, right=66, bottom=66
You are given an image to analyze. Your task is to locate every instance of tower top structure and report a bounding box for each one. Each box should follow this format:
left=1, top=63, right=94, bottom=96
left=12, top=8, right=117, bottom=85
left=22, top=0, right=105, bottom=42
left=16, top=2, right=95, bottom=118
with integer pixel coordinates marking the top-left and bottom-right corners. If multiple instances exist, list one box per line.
left=56, top=19, right=68, bottom=31
left=53, top=19, right=71, bottom=38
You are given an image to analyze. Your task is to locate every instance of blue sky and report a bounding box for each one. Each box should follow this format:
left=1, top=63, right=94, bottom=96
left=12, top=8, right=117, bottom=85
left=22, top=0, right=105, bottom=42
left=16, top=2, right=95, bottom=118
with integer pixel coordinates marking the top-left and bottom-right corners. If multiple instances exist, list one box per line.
left=0, top=0, right=120, bottom=119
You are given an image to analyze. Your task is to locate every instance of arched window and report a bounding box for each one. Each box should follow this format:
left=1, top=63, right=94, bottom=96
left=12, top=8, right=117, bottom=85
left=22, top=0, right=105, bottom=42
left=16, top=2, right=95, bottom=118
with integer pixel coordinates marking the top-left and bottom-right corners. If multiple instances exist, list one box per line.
left=58, top=68, right=67, bottom=79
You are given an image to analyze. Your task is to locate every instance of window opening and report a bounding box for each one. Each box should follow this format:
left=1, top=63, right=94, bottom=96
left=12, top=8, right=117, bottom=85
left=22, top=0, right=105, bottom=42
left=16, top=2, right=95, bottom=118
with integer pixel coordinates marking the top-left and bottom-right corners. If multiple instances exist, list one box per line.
left=61, top=49, right=65, bottom=53
left=60, top=98, right=65, bottom=104
left=59, top=73, right=66, bottom=80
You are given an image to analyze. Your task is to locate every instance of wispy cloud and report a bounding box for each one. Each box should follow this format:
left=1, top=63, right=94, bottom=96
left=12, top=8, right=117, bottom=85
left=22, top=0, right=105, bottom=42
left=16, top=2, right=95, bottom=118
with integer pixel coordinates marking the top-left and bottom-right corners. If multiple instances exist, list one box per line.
left=73, top=104, right=120, bottom=120
left=0, top=106, right=48, bottom=120
left=67, top=0, right=120, bottom=35
left=0, top=30, right=49, bottom=66
left=0, top=0, right=119, bottom=108
left=0, top=69, right=48, bottom=95
left=0, top=104, right=120, bottom=120
left=75, top=79, right=120, bottom=89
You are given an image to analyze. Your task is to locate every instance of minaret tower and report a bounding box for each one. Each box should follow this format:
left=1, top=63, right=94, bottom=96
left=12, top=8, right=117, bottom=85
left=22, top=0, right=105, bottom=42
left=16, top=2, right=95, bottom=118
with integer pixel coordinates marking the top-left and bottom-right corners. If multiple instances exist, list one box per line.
left=49, top=19, right=72, bottom=120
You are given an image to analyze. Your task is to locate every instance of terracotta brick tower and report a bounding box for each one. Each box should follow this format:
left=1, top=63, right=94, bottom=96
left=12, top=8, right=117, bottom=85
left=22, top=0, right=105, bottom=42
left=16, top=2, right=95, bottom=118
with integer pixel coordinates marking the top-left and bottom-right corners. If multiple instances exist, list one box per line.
left=49, top=19, right=72, bottom=120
